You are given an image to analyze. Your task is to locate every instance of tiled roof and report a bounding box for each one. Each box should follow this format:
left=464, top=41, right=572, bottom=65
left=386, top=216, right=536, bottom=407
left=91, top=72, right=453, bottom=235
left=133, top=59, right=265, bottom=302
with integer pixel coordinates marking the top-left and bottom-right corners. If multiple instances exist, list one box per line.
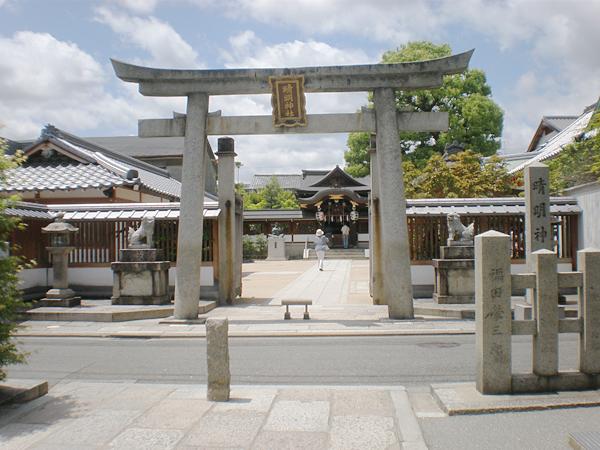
left=404, top=197, right=580, bottom=216
left=1, top=162, right=133, bottom=193
left=251, top=174, right=304, bottom=190
left=510, top=110, right=594, bottom=174
left=8, top=197, right=578, bottom=221
left=0, top=126, right=182, bottom=199
left=251, top=169, right=371, bottom=192
left=5, top=200, right=219, bottom=221
left=543, top=116, right=578, bottom=132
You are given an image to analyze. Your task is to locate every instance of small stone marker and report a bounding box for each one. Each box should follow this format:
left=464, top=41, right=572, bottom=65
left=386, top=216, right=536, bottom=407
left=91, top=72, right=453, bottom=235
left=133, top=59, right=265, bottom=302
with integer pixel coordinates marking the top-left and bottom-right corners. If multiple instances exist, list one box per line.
left=206, top=318, right=230, bottom=401
left=475, top=230, right=512, bottom=394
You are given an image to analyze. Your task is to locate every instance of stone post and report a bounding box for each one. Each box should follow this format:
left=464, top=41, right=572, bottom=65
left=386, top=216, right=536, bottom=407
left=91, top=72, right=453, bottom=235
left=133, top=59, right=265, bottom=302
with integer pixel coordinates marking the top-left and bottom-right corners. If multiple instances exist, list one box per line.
left=475, top=231, right=512, bottom=394
left=206, top=318, right=230, bottom=401
left=373, top=88, right=414, bottom=318
left=369, top=139, right=384, bottom=305
left=174, top=92, right=209, bottom=319
left=532, top=249, right=559, bottom=377
left=235, top=197, right=243, bottom=297
left=577, top=248, right=600, bottom=374
left=525, top=163, right=552, bottom=304
left=217, top=137, right=237, bottom=305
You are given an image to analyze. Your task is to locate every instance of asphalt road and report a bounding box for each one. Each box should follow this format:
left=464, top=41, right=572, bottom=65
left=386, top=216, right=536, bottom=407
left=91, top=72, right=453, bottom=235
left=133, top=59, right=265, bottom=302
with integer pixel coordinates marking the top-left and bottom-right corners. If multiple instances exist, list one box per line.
left=6, top=334, right=581, bottom=386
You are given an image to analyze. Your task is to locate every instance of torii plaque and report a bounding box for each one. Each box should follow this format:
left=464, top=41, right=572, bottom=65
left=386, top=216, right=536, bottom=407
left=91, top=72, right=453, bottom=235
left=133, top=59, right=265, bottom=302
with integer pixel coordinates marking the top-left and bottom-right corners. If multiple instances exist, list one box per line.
left=112, top=50, right=474, bottom=320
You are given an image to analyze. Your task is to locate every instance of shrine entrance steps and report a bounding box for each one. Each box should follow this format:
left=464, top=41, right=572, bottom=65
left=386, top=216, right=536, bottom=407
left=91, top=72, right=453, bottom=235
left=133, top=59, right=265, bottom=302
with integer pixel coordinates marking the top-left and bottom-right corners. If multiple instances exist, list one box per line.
left=306, top=248, right=367, bottom=260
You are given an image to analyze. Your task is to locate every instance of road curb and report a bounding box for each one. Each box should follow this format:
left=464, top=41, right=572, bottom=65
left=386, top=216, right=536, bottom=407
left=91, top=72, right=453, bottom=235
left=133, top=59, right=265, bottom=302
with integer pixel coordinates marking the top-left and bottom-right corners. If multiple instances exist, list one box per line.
left=16, top=329, right=475, bottom=338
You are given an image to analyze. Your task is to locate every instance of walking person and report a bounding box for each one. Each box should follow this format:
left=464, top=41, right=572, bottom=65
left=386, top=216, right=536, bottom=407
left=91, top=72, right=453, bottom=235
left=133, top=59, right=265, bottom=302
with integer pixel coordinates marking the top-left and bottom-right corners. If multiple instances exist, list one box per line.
left=314, top=229, right=329, bottom=271
left=341, top=223, right=350, bottom=249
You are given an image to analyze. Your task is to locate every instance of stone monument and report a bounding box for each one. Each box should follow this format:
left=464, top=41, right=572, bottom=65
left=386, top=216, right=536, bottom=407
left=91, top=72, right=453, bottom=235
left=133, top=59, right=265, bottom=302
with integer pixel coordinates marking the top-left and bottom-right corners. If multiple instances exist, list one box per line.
left=111, top=217, right=171, bottom=305
left=206, top=318, right=230, bottom=401
left=432, top=213, right=475, bottom=304
left=40, top=213, right=81, bottom=307
left=266, top=223, right=287, bottom=261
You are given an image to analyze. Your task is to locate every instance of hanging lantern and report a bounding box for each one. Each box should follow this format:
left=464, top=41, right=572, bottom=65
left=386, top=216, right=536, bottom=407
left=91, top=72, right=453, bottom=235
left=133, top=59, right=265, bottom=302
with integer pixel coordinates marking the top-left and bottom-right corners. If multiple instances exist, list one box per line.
left=350, top=208, right=359, bottom=222
left=315, top=210, right=325, bottom=222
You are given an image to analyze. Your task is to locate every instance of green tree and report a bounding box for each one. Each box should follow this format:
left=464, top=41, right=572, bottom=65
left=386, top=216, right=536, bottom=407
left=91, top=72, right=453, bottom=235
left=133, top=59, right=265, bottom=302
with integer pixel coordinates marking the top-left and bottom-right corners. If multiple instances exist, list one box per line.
left=548, top=116, right=600, bottom=193
left=405, top=150, right=517, bottom=198
left=239, top=177, right=299, bottom=210
left=0, top=139, right=29, bottom=380
left=344, top=41, right=503, bottom=174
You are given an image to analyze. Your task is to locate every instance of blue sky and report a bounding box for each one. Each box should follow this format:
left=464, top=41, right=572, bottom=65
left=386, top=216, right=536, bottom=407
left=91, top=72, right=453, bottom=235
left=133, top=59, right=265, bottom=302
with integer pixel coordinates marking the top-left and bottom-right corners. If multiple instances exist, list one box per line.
left=1, top=0, right=599, bottom=182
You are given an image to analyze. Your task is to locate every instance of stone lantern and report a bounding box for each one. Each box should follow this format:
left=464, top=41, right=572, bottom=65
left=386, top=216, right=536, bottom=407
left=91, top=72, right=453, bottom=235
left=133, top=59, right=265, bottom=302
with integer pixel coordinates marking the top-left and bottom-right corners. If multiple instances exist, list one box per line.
left=41, top=213, right=81, bottom=307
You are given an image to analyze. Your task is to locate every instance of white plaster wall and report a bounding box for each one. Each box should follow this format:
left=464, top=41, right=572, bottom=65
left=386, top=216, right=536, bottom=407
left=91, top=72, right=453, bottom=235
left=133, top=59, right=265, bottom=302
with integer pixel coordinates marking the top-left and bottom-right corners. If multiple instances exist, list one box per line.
left=358, top=233, right=369, bottom=242
left=19, top=268, right=50, bottom=289
left=411, top=265, right=434, bottom=285
left=565, top=183, right=600, bottom=249
left=20, top=266, right=215, bottom=289
left=68, top=268, right=113, bottom=285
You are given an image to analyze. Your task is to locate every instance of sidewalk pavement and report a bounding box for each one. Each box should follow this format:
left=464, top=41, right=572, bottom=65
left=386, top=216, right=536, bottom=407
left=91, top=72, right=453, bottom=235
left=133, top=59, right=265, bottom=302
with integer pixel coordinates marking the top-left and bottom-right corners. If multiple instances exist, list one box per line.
left=0, top=381, right=427, bottom=450
left=17, top=259, right=476, bottom=338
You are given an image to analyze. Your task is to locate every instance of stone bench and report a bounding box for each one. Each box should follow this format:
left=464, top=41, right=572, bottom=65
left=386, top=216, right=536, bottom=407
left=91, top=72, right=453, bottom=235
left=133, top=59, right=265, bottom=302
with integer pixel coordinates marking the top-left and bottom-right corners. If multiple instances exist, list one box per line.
left=281, top=300, right=312, bottom=320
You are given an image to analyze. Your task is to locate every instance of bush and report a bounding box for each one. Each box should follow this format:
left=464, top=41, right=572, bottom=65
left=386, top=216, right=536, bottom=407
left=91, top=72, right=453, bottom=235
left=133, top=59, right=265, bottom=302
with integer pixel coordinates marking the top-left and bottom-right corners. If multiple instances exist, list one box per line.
left=0, top=140, right=28, bottom=380
left=242, top=234, right=267, bottom=260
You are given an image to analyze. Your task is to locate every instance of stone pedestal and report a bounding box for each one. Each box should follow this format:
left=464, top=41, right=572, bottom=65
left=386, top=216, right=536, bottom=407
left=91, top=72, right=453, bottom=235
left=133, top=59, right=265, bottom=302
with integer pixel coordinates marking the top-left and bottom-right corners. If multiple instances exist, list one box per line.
left=111, top=248, right=170, bottom=305
left=432, top=245, right=475, bottom=304
left=40, top=288, right=81, bottom=307
left=40, top=247, right=81, bottom=307
left=266, top=235, right=287, bottom=261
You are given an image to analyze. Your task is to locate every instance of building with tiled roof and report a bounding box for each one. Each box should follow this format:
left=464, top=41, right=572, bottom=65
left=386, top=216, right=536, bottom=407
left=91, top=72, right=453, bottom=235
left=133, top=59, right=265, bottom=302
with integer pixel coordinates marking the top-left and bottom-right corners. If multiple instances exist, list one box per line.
left=509, top=100, right=598, bottom=174
left=1, top=125, right=183, bottom=202
left=526, top=115, right=579, bottom=153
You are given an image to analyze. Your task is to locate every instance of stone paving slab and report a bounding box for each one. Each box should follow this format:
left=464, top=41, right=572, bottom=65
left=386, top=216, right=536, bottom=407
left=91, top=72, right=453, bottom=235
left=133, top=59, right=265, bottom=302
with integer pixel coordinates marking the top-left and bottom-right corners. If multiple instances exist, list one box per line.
left=0, top=382, right=427, bottom=450
left=431, top=382, right=600, bottom=415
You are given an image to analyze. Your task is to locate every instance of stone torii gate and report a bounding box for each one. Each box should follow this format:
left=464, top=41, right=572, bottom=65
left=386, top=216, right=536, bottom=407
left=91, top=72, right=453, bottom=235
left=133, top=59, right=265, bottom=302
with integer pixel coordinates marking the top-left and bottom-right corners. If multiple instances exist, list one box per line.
left=111, top=50, right=473, bottom=320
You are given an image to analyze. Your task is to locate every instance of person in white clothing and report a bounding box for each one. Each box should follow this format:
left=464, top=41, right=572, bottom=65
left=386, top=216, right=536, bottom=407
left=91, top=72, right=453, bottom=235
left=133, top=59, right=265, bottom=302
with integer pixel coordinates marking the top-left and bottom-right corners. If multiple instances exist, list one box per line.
left=341, top=223, right=350, bottom=249
left=313, top=229, right=329, bottom=271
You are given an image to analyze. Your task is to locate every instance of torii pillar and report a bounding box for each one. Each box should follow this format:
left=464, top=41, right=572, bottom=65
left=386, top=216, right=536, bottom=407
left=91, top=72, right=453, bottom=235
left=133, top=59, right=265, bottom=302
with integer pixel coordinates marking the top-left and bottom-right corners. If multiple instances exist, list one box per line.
left=373, top=88, right=414, bottom=318
left=216, top=137, right=237, bottom=305
left=174, top=93, right=209, bottom=319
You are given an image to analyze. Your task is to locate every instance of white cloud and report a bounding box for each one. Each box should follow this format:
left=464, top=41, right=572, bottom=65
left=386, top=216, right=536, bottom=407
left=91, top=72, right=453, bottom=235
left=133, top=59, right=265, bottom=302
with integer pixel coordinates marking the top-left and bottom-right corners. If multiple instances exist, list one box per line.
left=107, top=0, right=159, bottom=14
left=0, top=31, right=186, bottom=140
left=211, top=33, right=370, bottom=178
left=209, top=134, right=348, bottom=183
left=221, top=0, right=440, bottom=44
left=94, top=6, right=201, bottom=68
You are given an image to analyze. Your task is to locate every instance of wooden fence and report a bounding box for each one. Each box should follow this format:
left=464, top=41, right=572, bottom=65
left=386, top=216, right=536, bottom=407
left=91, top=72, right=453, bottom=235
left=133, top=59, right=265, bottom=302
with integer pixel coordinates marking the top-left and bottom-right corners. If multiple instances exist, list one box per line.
left=15, top=219, right=215, bottom=267
left=15, top=213, right=578, bottom=267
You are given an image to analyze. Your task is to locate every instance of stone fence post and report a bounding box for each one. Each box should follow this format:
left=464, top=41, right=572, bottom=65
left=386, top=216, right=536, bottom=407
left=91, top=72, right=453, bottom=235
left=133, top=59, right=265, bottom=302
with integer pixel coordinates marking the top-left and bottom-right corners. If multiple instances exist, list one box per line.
left=531, top=249, right=559, bottom=377
left=578, top=249, right=600, bottom=374
left=475, top=230, right=512, bottom=394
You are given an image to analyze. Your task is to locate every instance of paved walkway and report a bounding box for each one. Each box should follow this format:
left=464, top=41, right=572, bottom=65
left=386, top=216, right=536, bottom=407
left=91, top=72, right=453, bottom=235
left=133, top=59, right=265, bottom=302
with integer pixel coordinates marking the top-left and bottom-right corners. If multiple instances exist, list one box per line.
left=0, top=381, right=426, bottom=450
left=17, top=259, right=475, bottom=338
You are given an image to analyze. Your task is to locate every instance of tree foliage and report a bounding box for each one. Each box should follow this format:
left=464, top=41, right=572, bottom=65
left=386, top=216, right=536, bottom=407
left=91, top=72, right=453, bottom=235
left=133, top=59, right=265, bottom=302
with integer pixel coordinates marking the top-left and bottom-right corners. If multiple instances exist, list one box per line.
left=238, top=177, right=299, bottom=209
left=404, top=150, right=517, bottom=199
left=0, top=139, right=29, bottom=381
left=344, top=41, right=503, bottom=176
left=548, top=108, right=600, bottom=193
